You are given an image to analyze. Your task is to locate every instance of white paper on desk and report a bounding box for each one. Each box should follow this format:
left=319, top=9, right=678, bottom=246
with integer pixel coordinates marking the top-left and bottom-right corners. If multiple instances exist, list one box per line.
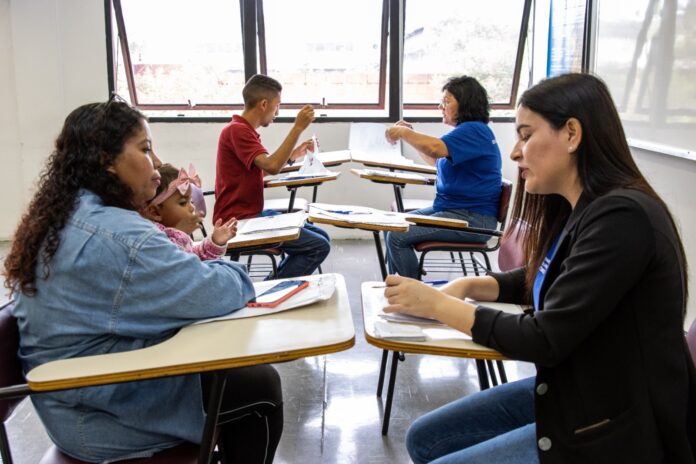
left=239, top=211, right=307, bottom=234
left=349, top=123, right=403, bottom=160
left=374, top=320, right=426, bottom=341
left=466, top=299, right=530, bottom=314
left=194, top=275, right=337, bottom=324
left=292, top=135, right=330, bottom=177
left=312, top=209, right=409, bottom=227
left=361, top=169, right=427, bottom=182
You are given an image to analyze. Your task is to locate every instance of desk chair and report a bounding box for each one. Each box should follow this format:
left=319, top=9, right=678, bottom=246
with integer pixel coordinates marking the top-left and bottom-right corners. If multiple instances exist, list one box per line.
left=201, top=190, right=282, bottom=279
left=0, top=302, right=214, bottom=464
left=414, top=179, right=513, bottom=277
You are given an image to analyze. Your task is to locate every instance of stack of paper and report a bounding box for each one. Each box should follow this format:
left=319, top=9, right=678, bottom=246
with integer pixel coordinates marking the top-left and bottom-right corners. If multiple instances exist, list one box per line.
left=374, top=320, right=426, bottom=341
left=378, top=312, right=444, bottom=326
left=239, top=211, right=307, bottom=234
left=361, top=169, right=428, bottom=182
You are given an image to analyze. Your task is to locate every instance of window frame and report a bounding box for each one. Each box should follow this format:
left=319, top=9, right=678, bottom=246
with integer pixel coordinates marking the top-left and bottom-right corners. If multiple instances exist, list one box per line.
left=106, top=0, right=533, bottom=122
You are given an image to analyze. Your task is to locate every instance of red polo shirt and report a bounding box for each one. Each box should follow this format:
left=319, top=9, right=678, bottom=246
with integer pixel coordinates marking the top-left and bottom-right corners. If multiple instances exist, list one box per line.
left=214, top=115, right=268, bottom=222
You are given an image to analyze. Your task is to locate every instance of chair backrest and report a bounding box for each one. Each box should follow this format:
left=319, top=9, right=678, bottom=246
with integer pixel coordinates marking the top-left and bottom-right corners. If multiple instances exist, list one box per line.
left=497, top=179, right=514, bottom=226
left=190, top=184, right=207, bottom=218
left=498, top=220, right=527, bottom=272
left=686, top=318, right=696, bottom=368
left=0, top=301, right=25, bottom=422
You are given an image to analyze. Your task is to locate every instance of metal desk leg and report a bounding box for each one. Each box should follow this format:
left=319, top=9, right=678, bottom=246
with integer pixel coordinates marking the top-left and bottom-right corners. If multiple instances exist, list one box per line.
left=312, top=185, right=319, bottom=203
left=371, top=231, right=388, bottom=280
left=496, top=361, right=508, bottom=383
left=286, top=188, right=298, bottom=213
left=198, top=371, right=227, bottom=464
left=376, top=349, right=389, bottom=397
left=475, top=359, right=491, bottom=391
left=382, top=350, right=401, bottom=436
left=392, top=184, right=405, bottom=212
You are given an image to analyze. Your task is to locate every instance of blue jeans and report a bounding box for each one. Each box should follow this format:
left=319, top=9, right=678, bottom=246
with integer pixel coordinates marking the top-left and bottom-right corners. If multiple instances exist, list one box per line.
left=261, top=209, right=330, bottom=279
left=406, top=377, right=538, bottom=464
left=385, top=206, right=497, bottom=279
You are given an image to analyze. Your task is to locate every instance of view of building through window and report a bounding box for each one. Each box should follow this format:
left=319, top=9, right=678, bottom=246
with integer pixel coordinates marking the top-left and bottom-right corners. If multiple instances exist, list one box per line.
left=261, top=0, right=385, bottom=107
left=118, top=0, right=245, bottom=107
left=111, top=0, right=532, bottom=119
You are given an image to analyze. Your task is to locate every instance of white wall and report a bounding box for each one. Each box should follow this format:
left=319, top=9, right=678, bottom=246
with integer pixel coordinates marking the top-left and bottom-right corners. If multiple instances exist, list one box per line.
left=3, top=0, right=696, bottom=325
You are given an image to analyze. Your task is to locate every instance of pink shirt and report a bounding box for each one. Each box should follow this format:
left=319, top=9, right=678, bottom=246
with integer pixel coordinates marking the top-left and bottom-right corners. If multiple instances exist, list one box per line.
left=154, top=222, right=227, bottom=261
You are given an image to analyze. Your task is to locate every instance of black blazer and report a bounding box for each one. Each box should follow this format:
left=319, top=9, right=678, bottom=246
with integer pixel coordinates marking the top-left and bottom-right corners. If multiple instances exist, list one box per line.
left=472, top=189, right=696, bottom=463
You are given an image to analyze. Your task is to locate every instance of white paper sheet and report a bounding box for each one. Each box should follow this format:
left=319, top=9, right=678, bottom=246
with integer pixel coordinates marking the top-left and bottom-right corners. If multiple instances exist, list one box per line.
left=238, top=211, right=307, bottom=234
left=193, top=275, right=337, bottom=324
left=349, top=123, right=403, bottom=160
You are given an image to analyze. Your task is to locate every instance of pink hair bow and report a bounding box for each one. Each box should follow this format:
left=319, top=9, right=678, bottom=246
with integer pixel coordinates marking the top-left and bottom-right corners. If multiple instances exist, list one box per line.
left=150, top=164, right=202, bottom=206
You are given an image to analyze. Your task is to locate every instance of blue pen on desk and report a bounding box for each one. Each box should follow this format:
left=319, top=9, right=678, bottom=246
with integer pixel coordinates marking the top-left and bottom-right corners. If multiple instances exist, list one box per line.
left=330, top=210, right=371, bottom=215
left=424, top=280, right=448, bottom=286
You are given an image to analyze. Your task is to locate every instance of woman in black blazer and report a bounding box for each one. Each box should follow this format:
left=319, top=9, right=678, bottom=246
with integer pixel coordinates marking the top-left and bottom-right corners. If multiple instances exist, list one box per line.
left=383, top=73, right=696, bottom=464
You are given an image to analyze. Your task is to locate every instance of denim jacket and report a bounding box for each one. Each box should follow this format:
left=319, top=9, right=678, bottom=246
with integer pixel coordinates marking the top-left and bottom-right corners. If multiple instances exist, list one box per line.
left=11, top=190, right=254, bottom=462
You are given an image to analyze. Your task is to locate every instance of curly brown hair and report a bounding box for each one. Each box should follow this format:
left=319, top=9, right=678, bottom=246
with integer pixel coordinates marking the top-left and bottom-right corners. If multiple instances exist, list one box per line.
left=4, top=100, right=146, bottom=296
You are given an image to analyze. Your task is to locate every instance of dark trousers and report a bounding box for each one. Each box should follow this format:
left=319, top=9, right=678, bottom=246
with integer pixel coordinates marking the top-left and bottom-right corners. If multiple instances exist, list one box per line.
left=201, top=364, right=283, bottom=463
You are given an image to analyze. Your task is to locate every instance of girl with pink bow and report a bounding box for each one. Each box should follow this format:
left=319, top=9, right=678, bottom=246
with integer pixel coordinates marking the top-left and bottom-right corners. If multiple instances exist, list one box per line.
left=142, top=163, right=237, bottom=260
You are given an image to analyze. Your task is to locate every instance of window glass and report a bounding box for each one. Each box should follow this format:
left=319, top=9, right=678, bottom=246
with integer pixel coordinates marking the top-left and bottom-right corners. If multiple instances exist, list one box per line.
left=403, top=0, right=527, bottom=106
left=260, top=0, right=385, bottom=106
left=118, top=0, right=244, bottom=106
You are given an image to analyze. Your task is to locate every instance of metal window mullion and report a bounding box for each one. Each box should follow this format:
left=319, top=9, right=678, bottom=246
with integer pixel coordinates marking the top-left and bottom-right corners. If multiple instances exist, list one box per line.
left=112, top=0, right=138, bottom=105
left=388, top=0, right=404, bottom=122
left=241, top=0, right=258, bottom=80
left=509, top=0, right=534, bottom=107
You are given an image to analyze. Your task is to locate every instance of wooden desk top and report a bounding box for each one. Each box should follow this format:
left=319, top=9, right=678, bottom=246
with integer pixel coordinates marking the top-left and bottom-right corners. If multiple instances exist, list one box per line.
left=361, top=282, right=509, bottom=360
left=226, top=217, right=302, bottom=249
left=350, top=168, right=435, bottom=186
left=308, top=204, right=410, bottom=233
left=350, top=155, right=437, bottom=175
left=265, top=172, right=340, bottom=188
left=280, top=150, right=352, bottom=173
left=403, top=214, right=470, bottom=230
left=26, top=274, right=355, bottom=391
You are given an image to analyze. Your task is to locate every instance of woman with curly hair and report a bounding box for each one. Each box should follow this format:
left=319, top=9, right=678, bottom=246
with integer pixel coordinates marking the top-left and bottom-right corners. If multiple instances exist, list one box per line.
left=4, top=100, right=283, bottom=463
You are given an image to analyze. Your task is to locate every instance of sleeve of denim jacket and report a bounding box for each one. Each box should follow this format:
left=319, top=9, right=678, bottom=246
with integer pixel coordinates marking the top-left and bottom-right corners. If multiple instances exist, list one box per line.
left=108, top=225, right=255, bottom=338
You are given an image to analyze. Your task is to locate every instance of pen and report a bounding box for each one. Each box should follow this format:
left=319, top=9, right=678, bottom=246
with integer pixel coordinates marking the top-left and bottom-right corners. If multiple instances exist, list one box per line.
left=424, top=280, right=448, bottom=286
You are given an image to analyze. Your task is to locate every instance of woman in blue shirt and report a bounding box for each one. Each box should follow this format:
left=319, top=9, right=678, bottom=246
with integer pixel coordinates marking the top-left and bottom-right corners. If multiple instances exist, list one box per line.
left=4, top=100, right=283, bottom=463
left=384, top=75, right=502, bottom=279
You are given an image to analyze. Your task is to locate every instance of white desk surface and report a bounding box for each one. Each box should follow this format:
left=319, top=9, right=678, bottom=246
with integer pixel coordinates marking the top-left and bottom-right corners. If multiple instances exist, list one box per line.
left=280, top=150, right=352, bottom=173
left=350, top=168, right=436, bottom=186
left=402, top=214, right=470, bottom=230
left=308, top=203, right=410, bottom=233
left=26, top=274, right=355, bottom=391
left=350, top=155, right=437, bottom=175
left=264, top=172, right=340, bottom=188
left=362, top=282, right=518, bottom=360
left=227, top=217, right=301, bottom=249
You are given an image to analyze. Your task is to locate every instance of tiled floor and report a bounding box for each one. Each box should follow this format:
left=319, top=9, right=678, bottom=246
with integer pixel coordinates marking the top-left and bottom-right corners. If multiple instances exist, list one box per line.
left=2, top=239, right=535, bottom=463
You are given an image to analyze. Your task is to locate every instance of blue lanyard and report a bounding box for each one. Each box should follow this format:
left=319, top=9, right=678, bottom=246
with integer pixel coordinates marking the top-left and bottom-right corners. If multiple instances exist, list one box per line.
left=532, top=235, right=561, bottom=312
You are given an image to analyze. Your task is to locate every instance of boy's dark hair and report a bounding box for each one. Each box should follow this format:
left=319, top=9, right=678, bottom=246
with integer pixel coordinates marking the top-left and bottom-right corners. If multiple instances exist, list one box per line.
left=242, top=74, right=282, bottom=109
left=442, top=75, right=490, bottom=124
left=154, top=164, right=180, bottom=197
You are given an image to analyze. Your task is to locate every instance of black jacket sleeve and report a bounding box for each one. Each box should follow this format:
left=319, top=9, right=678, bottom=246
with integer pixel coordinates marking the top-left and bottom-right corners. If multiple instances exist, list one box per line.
left=471, top=195, right=655, bottom=367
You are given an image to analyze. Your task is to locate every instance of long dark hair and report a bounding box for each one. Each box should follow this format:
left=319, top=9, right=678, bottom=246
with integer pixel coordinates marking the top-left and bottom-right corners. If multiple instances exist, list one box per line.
left=442, top=75, right=490, bottom=124
left=510, top=73, right=688, bottom=304
left=4, top=100, right=146, bottom=296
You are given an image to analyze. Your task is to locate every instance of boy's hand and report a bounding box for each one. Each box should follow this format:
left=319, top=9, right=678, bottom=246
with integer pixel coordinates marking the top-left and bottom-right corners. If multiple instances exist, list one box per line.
left=212, top=217, right=237, bottom=246
left=294, top=105, right=315, bottom=131
left=291, top=138, right=315, bottom=160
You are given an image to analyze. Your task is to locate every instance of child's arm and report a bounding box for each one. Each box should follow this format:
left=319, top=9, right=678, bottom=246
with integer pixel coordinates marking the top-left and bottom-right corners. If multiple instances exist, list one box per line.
left=193, top=218, right=237, bottom=261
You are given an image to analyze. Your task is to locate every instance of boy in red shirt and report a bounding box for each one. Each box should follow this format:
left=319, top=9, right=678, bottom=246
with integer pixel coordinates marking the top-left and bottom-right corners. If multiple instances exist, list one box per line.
left=214, top=74, right=330, bottom=278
